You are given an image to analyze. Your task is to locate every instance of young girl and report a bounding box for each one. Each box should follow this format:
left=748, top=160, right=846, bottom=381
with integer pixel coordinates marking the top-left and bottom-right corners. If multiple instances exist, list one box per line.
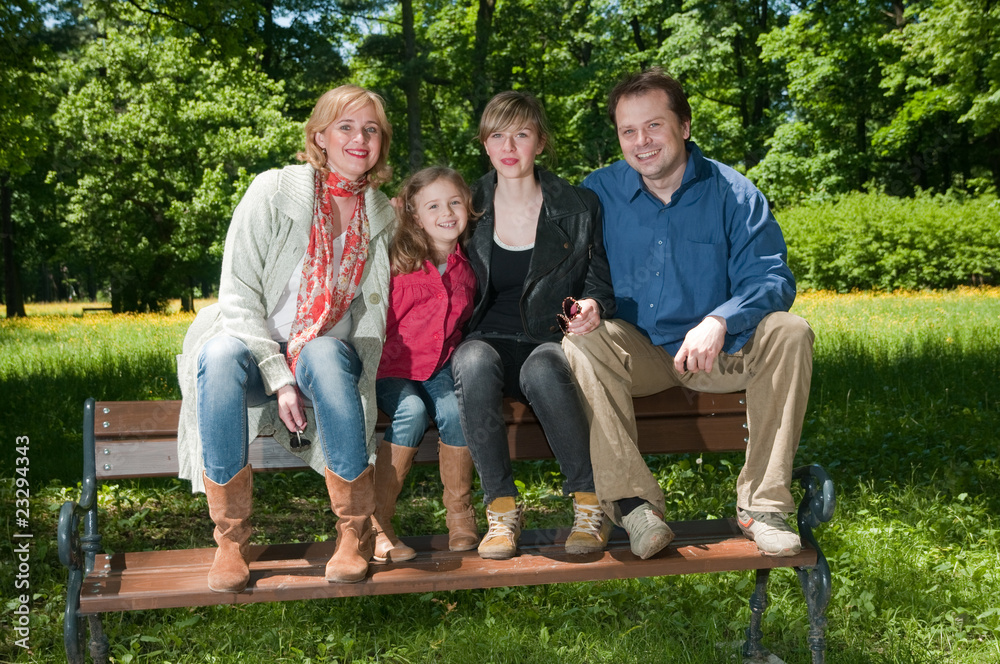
left=372, top=166, right=479, bottom=561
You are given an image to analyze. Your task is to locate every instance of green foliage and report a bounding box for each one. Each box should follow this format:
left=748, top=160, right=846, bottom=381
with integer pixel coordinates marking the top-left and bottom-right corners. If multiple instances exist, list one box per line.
left=655, top=1, right=788, bottom=170
left=750, top=0, right=902, bottom=206
left=0, top=1, right=51, bottom=177
left=881, top=0, right=1000, bottom=139
left=49, top=19, right=300, bottom=311
left=10, top=0, right=1000, bottom=307
left=781, top=192, right=1000, bottom=291
left=874, top=0, right=1000, bottom=197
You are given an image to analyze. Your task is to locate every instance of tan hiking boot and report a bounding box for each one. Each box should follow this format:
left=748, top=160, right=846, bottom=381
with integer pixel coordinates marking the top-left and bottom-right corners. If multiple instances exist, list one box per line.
left=565, top=491, right=612, bottom=555
left=477, top=497, right=523, bottom=560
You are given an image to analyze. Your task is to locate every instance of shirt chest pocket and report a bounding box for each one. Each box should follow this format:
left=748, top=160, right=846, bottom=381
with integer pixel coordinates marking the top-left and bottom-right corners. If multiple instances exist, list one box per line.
left=677, top=215, right=725, bottom=246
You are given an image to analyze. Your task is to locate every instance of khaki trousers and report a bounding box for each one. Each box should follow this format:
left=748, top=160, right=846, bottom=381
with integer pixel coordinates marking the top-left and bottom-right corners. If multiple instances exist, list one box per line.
left=561, top=312, right=814, bottom=525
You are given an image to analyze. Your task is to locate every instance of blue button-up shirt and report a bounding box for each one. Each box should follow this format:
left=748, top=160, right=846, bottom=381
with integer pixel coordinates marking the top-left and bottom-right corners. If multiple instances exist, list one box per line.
left=583, top=142, right=795, bottom=355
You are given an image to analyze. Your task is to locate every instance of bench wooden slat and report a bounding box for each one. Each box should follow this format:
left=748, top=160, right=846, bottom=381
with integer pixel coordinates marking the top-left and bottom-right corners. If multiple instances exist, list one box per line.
left=79, top=519, right=816, bottom=613
left=94, top=411, right=748, bottom=480
left=93, top=389, right=748, bottom=479
left=93, top=391, right=743, bottom=439
left=93, top=438, right=309, bottom=479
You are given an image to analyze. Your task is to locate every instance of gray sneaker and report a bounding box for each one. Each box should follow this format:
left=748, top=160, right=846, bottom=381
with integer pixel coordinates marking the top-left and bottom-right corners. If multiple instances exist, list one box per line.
left=621, top=502, right=674, bottom=559
left=737, top=507, right=801, bottom=556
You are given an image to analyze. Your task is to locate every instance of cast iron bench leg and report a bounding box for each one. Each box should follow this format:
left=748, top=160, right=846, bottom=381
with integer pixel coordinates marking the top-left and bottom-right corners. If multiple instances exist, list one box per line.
left=793, top=463, right=835, bottom=664
left=742, top=568, right=771, bottom=659
left=88, top=615, right=110, bottom=663
left=63, top=560, right=84, bottom=664
left=796, top=557, right=831, bottom=664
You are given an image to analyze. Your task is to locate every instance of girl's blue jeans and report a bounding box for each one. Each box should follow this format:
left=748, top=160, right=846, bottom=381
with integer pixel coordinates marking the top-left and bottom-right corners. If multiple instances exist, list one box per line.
left=197, top=335, right=369, bottom=484
left=375, top=363, right=467, bottom=448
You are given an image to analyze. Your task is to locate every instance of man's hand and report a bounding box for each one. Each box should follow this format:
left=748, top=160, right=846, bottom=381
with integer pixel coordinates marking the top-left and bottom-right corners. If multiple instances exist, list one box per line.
left=674, top=315, right=727, bottom=374
left=564, top=298, right=602, bottom=335
left=276, top=384, right=307, bottom=433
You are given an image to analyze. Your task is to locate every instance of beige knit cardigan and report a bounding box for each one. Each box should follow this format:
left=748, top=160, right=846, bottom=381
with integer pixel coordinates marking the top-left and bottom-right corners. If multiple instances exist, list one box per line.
left=176, top=164, right=395, bottom=493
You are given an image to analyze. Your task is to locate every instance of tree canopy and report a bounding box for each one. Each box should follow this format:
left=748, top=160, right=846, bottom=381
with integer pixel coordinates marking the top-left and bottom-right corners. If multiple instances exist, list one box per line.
left=3, top=0, right=998, bottom=312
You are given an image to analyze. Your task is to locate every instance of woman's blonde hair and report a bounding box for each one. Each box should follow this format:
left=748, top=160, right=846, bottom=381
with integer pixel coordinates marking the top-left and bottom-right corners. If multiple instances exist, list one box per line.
left=390, top=166, right=477, bottom=275
left=298, top=85, right=393, bottom=187
left=477, top=90, right=556, bottom=164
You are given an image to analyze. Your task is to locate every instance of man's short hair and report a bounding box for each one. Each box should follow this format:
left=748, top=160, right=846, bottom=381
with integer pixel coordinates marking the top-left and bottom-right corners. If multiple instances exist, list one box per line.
left=608, top=67, right=692, bottom=129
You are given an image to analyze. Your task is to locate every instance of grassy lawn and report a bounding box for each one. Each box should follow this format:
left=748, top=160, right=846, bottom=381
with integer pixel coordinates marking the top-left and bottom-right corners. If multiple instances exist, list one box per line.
left=2, top=290, right=999, bottom=663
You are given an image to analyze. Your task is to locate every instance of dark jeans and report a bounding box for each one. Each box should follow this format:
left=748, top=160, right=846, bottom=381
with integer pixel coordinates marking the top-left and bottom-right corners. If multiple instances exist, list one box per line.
left=451, top=333, right=595, bottom=505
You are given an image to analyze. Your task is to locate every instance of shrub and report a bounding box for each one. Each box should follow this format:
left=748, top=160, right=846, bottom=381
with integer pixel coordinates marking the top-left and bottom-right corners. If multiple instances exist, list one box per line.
left=779, top=193, right=1000, bottom=291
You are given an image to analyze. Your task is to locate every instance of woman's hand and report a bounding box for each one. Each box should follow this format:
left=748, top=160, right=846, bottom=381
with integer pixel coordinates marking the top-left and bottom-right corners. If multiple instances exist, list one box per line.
left=389, top=196, right=405, bottom=218
left=564, top=298, right=601, bottom=335
left=276, top=384, right=308, bottom=433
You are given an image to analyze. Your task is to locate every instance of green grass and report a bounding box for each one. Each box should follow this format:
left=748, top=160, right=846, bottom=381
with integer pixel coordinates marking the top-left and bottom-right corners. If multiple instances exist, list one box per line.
left=2, top=290, right=999, bottom=662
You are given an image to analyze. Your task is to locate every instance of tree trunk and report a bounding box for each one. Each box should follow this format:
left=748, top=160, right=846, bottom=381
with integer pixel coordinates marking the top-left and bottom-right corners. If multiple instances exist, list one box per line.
left=471, top=0, right=496, bottom=172
left=630, top=16, right=647, bottom=66
left=735, top=0, right=771, bottom=168
left=87, top=264, right=98, bottom=301
left=2, top=173, right=27, bottom=318
left=401, top=0, right=423, bottom=173
left=261, top=0, right=276, bottom=75
left=989, top=130, right=1000, bottom=193
left=181, top=276, right=195, bottom=313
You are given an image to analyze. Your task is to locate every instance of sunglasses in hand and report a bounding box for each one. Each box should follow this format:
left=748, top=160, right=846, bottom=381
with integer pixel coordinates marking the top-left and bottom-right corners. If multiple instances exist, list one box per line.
left=557, top=297, right=581, bottom=333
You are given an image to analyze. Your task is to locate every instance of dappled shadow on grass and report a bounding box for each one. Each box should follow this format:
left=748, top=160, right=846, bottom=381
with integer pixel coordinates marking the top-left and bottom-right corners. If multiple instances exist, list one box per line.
left=805, top=340, right=999, bottom=497
left=0, top=353, right=180, bottom=482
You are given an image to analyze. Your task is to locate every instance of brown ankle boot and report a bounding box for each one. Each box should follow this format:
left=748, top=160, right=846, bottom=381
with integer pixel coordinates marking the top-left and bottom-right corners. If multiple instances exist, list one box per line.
left=371, top=441, right=419, bottom=562
left=203, top=465, right=253, bottom=593
left=438, top=441, right=479, bottom=551
left=324, top=465, right=376, bottom=583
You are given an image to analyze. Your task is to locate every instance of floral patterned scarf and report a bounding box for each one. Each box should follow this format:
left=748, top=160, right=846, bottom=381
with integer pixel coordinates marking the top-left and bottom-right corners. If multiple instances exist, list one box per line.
left=286, top=169, right=370, bottom=373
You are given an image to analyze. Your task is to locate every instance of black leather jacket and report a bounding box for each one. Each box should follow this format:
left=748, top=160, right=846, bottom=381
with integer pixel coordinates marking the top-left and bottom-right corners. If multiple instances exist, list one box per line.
left=466, top=167, right=616, bottom=343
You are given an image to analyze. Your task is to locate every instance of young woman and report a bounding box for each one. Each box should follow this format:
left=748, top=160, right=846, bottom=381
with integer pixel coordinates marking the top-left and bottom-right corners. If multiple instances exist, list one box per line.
left=176, top=85, right=395, bottom=588
left=373, top=167, right=479, bottom=561
left=451, top=91, right=616, bottom=560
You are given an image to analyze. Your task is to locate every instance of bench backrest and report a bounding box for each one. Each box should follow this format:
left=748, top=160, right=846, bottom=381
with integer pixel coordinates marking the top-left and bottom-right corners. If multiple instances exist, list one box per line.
left=91, top=388, right=747, bottom=480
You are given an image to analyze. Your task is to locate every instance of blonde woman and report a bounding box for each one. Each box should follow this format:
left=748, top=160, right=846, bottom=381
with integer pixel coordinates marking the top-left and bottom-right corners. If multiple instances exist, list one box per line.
left=176, top=85, right=395, bottom=589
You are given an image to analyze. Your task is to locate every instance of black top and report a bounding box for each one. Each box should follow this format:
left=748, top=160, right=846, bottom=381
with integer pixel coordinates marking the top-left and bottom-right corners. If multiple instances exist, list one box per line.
left=476, top=240, right=534, bottom=334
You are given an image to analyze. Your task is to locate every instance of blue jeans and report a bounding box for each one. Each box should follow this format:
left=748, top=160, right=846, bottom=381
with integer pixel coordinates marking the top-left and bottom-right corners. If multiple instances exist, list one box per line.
left=376, top=363, right=467, bottom=448
left=451, top=333, right=595, bottom=505
left=197, top=335, right=369, bottom=484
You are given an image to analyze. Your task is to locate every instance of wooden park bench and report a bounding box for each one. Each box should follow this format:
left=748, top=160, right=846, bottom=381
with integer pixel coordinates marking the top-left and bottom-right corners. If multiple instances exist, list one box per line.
left=59, top=389, right=835, bottom=664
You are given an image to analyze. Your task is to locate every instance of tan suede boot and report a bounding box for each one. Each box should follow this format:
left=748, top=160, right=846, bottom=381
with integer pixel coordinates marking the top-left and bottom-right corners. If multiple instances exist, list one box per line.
left=371, top=441, right=419, bottom=562
left=438, top=442, right=479, bottom=551
left=324, top=465, right=376, bottom=583
left=203, top=465, right=253, bottom=593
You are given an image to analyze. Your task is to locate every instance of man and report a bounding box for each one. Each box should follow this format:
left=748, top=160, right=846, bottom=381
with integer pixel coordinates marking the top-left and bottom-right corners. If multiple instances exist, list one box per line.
left=562, top=68, right=814, bottom=560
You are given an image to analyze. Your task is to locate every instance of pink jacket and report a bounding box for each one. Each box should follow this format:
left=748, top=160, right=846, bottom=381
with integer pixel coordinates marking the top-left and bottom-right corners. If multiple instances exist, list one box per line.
left=377, top=247, right=476, bottom=381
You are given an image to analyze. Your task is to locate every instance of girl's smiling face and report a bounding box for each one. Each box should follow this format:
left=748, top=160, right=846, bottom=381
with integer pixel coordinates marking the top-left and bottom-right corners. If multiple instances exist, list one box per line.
left=411, top=178, right=469, bottom=258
